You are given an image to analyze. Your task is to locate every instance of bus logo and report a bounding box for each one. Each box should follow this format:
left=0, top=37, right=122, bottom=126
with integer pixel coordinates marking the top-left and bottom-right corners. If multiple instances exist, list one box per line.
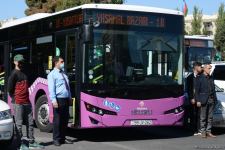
left=103, top=100, right=121, bottom=112
left=139, top=101, right=145, bottom=107
left=131, top=101, right=152, bottom=115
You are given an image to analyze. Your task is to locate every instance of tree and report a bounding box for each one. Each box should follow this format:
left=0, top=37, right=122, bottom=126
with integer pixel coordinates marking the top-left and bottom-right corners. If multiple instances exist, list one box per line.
left=55, top=0, right=82, bottom=12
left=215, top=3, right=225, bottom=52
left=184, top=23, right=188, bottom=35
left=25, top=0, right=125, bottom=16
left=25, top=0, right=58, bottom=15
left=190, top=6, right=202, bottom=35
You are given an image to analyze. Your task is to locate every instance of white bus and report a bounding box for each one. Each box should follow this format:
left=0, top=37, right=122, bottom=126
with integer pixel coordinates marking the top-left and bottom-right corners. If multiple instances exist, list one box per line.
left=185, top=35, right=215, bottom=72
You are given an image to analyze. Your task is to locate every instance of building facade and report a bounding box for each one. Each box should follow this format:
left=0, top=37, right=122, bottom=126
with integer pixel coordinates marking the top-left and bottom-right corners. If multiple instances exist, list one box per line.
left=185, top=14, right=217, bottom=37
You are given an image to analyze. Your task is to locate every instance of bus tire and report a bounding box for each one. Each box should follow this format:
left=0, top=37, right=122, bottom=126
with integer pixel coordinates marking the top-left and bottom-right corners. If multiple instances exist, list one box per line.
left=35, top=95, right=53, bottom=133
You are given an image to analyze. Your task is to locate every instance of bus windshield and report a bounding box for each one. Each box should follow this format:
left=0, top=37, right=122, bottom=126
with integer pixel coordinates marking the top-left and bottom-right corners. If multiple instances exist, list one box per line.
left=184, top=37, right=215, bottom=72
left=186, top=47, right=213, bottom=71
left=85, top=29, right=183, bottom=86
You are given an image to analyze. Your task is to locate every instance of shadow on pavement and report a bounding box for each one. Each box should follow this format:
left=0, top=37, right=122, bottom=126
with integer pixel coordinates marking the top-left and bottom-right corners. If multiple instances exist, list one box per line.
left=66, top=126, right=194, bottom=142
left=212, top=127, right=225, bottom=136
left=7, top=126, right=225, bottom=149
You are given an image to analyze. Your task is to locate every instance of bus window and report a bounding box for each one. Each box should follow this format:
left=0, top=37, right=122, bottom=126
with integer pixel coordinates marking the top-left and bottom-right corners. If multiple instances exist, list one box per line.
left=213, top=65, right=225, bottom=81
left=32, top=41, right=54, bottom=81
left=11, top=40, right=33, bottom=82
left=12, top=40, right=30, bottom=62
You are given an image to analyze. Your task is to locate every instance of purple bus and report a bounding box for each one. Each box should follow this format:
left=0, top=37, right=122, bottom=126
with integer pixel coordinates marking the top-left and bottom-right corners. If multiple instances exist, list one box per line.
left=0, top=4, right=184, bottom=132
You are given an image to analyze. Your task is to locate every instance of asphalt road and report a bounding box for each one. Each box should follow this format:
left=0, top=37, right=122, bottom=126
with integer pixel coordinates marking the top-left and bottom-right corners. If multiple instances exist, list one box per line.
left=4, top=126, right=225, bottom=150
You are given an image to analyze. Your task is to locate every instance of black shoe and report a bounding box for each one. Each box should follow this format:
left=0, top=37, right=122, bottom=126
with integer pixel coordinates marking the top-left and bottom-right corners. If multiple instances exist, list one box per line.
left=53, top=141, right=61, bottom=146
left=61, top=139, right=73, bottom=144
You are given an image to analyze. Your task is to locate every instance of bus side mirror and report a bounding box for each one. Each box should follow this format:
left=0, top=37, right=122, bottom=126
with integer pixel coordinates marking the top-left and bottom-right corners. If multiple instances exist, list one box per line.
left=83, top=24, right=93, bottom=43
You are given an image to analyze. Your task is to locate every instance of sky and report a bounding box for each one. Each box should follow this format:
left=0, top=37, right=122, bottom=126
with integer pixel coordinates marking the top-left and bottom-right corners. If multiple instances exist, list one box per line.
left=0, top=0, right=224, bottom=20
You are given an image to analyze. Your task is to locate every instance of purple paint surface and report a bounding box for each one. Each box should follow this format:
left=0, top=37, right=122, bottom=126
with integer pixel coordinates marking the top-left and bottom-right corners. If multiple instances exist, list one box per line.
left=8, top=77, right=184, bottom=128
left=80, top=92, right=184, bottom=128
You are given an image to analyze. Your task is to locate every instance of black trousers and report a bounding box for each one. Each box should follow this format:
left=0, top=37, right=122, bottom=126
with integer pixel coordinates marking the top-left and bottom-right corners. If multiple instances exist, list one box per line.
left=200, top=102, right=215, bottom=133
left=53, top=98, right=69, bottom=142
left=190, top=105, right=201, bottom=132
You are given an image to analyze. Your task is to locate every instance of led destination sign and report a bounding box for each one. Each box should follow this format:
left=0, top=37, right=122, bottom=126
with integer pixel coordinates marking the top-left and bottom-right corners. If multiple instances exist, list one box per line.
left=53, top=11, right=172, bottom=30
left=96, top=13, right=166, bottom=28
left=55, top=14, right=83, bottom=29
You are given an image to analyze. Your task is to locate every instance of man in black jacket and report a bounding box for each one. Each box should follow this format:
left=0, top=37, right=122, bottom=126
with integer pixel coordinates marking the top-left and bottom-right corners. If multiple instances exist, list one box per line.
left=195, top=63, right=217, bottom=138
left=186, top=62, right=202, bottom=135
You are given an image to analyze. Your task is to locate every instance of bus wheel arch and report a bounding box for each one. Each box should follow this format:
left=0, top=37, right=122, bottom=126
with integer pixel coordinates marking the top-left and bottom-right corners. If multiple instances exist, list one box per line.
left=35, top=94, right=53, bottom=132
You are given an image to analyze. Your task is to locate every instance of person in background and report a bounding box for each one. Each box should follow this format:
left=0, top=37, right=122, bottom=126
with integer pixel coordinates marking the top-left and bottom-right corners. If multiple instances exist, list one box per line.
left=186, top=62, right=202, bottom=136
left=47, top=56, right=73, bottom=146
left=8, top=54, right=44, bottom=150
left=195, top=63, right=217, bottom=138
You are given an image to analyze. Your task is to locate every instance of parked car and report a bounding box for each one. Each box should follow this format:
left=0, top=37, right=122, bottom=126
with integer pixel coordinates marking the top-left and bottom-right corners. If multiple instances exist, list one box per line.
left=0, top=99, right=14, bottom=146
left=211, top=62, right=225, bottom=91
left=211, top=62, right=225, bottom=127
left=213, top=83, right=225, bottom=128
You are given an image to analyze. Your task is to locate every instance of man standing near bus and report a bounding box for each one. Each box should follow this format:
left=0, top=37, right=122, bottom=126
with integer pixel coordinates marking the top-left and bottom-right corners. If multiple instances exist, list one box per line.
left=195, top=63, right=217, bottom=138
left=47, top=56, right=73, bottom=146
left=8, top=54, right=44, bottom=150
left=186, top=62, right=202, bottom=136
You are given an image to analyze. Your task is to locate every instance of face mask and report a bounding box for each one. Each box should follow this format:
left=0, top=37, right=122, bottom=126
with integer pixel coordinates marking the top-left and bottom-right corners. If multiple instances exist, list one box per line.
left=59, top=63, right=64, bottom=70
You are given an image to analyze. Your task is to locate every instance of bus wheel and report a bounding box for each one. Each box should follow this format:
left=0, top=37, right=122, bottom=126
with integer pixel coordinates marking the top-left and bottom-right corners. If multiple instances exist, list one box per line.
left=35, top=95, right=53, bottom=132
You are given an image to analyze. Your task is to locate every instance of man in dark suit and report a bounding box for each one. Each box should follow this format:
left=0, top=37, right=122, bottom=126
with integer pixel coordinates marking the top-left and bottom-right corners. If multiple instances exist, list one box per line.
left=186, top=62, right=202, bottom=135
left=195, top=63, right=217, bottom=138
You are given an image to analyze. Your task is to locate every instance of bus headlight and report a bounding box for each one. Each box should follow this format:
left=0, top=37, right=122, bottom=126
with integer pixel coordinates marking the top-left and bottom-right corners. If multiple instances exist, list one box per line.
left=164, top=106, right=184, bottom=114
left=0, top=109, right=12, bottom=121
left=85, top=102, right=117, bottom=116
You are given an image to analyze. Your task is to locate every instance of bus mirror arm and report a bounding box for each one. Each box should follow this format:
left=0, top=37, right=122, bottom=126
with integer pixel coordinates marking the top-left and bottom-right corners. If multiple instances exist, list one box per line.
left=83, top=20, right=100, bottom=43
left=83, top=24, right=93, bottom=43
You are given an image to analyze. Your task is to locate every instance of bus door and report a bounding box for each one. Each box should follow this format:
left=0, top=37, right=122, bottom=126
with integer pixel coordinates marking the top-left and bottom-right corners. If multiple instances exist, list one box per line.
left=55, top=29, right=79, bottom=127
left=0, top=42, right=9, bottom=101
left=0, top=44, right=5, bottom=100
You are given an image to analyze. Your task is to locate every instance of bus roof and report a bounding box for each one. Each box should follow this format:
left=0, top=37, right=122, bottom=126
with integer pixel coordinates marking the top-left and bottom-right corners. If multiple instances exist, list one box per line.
left=1, top=4, right=183, bottom=29
left=1, top=13, right=51, bottom=29
left=185, top=35, right=214, bottom=40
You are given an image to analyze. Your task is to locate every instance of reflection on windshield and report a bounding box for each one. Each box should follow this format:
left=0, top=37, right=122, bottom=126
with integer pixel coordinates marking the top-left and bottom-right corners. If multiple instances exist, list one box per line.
left=187, top=47, right=213, bottom=71
left=86, top=30, right=183, bottom=86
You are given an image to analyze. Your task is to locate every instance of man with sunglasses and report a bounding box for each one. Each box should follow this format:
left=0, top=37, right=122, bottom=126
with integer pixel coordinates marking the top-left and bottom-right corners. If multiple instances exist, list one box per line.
left=8, top=54, right=44, bottom=150
left=47, top=56, right=73, bottom=146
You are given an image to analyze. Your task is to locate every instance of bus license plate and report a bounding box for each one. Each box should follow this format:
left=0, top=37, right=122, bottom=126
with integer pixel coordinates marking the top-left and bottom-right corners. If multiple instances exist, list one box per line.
left=130, top=120, right=153, bottom=126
